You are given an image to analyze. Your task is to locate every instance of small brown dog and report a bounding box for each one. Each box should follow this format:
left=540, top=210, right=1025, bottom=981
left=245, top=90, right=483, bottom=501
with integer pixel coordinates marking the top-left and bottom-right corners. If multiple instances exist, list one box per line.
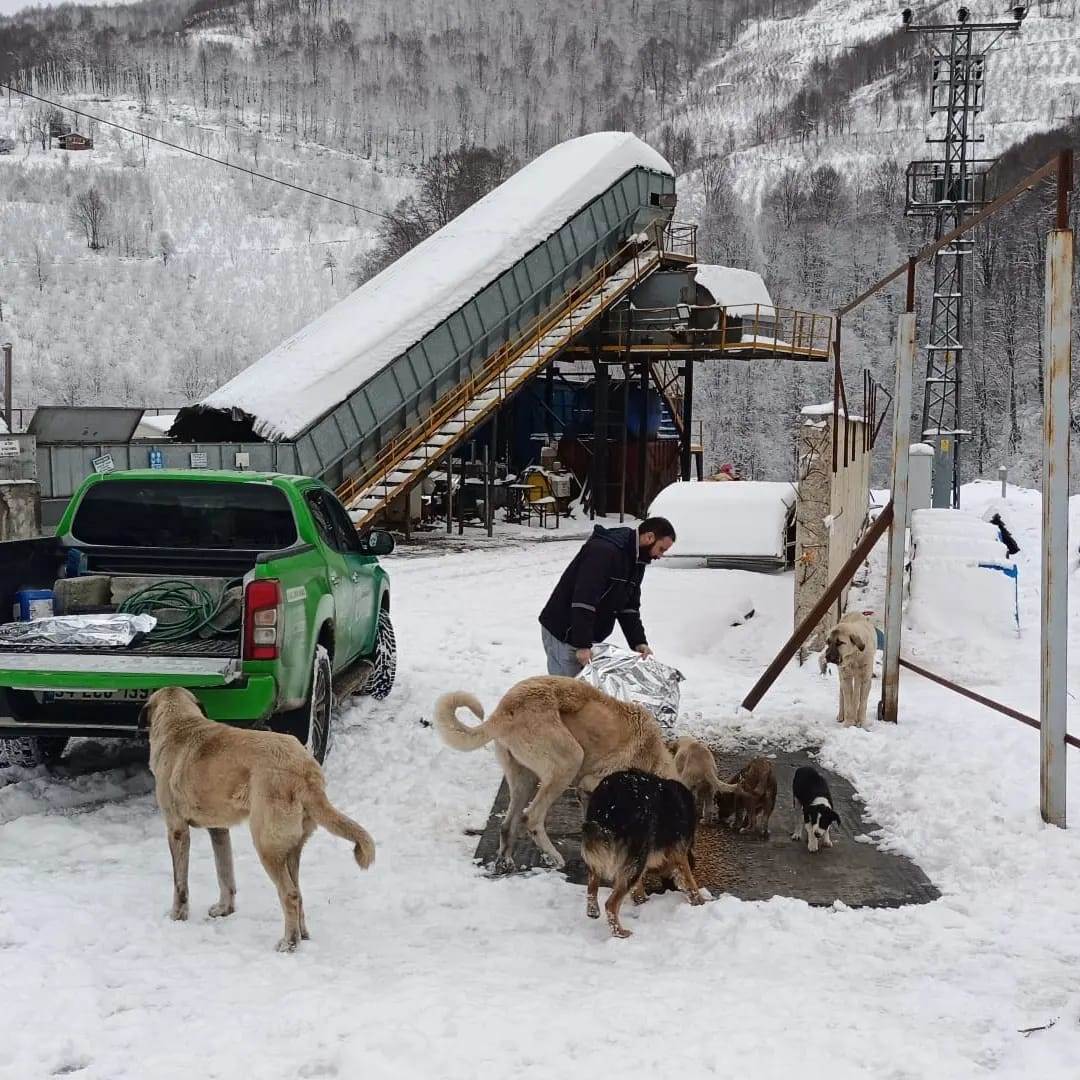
left=669, top=737, right=740, bottom=824
left=724, top=757, right=777, bottom=838
left=143, top=686, right=375, bottom=952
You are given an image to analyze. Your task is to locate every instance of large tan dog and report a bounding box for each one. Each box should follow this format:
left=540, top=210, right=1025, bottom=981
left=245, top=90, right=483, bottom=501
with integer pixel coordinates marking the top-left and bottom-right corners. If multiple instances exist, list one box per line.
left=143, top=686, right=375, bottom=952
left=435, top=676, right=676, bottom=870
left=821, top=612, right=877, bottom=728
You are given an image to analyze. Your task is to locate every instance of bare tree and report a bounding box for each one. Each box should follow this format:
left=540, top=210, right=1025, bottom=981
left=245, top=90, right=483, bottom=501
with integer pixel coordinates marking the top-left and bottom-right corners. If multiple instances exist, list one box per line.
left=157, top=230, right=176, bottom=266
left=70, top=187, right=109, bottom=250
left=322, top=249, right=337, bottom=285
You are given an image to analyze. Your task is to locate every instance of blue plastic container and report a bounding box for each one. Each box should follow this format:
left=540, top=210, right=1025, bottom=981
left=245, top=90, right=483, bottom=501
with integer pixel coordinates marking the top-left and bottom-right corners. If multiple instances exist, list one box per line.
left=13, top=589, right=54, bottom=622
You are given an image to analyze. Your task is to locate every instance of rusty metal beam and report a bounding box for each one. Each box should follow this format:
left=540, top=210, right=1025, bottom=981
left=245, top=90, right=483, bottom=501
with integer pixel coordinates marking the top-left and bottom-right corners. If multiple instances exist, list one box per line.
left=898, top=659, right=1080, bottom=751
left=741, top=501, right=894, bottom=713
left=839, top=157, right=1059, bottom=317
left=1040, top=221, right=1073, bottom=827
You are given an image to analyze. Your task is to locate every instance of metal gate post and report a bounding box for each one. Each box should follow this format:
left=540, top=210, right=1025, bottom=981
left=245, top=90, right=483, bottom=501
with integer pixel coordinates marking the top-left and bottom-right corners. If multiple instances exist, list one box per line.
left=881, top=271, right=918, bottom=725
left=1040, top=218, right=1073, bottom=828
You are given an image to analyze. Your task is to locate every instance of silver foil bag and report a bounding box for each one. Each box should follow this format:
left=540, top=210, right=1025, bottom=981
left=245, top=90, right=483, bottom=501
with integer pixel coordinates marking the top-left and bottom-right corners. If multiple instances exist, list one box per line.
left=576, top=641, right=684, bottom=732
left=0, top=613, right=156, bottom=647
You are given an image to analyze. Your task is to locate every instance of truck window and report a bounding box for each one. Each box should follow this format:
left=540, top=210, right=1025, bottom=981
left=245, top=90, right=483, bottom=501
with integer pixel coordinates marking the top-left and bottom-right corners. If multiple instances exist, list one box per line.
left=305, top=490, right=362, bottom=555
left=71, top=480, right=298, bottom=550
left=321, top=492, right=365, bottom=554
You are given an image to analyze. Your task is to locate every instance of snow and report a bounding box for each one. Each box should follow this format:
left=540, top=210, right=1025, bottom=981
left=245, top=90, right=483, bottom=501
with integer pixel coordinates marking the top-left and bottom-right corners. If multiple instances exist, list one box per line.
left=909, top=507, right=1019, bottom=637
left=801, top=402, right=865, bottom=422
left=2, top=480, right=1080, bottom=1076
left=133, top=413, right=177, bottom=438
left=0, top=415, right=7, bottom=434
left=910, top=442, right=935, bottom=457
left=693, top=264, right=772, bottom=317
left=647, top=479, right=795, bottom=561
left=197, top=133, right=673, bottom=441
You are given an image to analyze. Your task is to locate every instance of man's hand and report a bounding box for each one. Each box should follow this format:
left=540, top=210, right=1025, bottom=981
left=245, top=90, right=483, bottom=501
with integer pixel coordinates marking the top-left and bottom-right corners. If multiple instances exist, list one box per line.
left=575, top=647, right=593, bottom=667
left=635, top=644, right=654, bottom=659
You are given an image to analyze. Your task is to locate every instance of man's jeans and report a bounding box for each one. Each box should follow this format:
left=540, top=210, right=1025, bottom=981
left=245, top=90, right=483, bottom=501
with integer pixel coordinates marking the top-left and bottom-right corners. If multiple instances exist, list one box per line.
left=541, top=626, right=584, bottom=677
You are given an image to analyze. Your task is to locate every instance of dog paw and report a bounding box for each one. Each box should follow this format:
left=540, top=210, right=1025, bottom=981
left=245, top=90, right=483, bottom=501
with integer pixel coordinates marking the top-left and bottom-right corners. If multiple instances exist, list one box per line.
left=208, top=902, right=235, bottom=918
left=275, top=935, right=299, bottom=953
left=540, top=851, right=566, bottom=870
left=790, top=832, right=801, bottom=842
left=609, top=925, right=633, bottom=939
left=586, top=900, right=600, bottom=919
left=170, top=903, right=189, bottom=922
left=631, top=892, right=650, bottom=906
left=300, top=928, right=311, bottom=941
left=687, top=892, right=706, bottom=907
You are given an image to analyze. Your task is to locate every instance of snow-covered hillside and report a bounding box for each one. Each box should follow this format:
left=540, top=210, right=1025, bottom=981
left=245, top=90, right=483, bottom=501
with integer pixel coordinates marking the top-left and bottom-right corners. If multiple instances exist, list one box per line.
left=675, top=0, right=1080, bottom=212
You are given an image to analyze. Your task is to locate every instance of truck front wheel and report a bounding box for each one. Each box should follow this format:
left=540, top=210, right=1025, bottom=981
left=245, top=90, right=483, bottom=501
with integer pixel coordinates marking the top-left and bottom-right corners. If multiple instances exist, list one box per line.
left=274, top=646, right=333, bottom=764
left=0, top=736, right=67, bottom=769
left=364, top=609, right=397, bottom=701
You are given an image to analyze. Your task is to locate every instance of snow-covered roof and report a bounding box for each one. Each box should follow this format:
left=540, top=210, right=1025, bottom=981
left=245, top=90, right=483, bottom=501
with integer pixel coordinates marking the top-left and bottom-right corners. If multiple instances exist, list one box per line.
left=694, top=265, right=773, bottom=317
left=647, top=479, right=795, bottom=559
left=197, top=133, right=673, bottom=441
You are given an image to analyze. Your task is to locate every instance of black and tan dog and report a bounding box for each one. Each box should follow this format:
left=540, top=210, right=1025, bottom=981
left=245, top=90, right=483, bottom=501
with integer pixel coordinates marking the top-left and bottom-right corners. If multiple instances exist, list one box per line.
left=581, top=769, right=705, bottom=938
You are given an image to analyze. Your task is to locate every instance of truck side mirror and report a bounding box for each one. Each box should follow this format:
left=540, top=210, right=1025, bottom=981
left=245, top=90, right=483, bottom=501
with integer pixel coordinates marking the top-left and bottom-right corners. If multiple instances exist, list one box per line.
left=361, top=529, right=395, bottom=556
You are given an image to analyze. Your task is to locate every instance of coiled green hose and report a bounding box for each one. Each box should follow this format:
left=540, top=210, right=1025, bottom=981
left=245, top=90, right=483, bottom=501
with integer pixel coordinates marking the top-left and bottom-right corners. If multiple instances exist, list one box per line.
left=118, top=579, right=241, bottom=643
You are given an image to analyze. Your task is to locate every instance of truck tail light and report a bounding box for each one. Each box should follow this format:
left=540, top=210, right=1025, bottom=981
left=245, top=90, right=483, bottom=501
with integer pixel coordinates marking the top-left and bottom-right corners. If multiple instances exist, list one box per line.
left=244, top=579, right=281, bottom=660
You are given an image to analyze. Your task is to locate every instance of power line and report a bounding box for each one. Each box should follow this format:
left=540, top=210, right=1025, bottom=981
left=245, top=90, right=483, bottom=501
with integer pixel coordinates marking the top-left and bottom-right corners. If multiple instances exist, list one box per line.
left=1, top=83, right=392, bottom=221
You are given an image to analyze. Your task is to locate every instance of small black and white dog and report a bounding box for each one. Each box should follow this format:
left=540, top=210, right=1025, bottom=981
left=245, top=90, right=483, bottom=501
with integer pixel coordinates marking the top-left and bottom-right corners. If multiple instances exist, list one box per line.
left=791, top=766, right=841, bottom=853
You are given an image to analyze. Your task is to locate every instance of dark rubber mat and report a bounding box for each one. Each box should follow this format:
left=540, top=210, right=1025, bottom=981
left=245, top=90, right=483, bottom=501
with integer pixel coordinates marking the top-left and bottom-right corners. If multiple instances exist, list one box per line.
left=473, top=747, right=940, bottom=909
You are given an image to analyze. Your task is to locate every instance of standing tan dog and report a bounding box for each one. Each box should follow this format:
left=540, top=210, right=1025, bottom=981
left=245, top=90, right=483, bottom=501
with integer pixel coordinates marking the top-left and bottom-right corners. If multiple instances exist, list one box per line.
left=821, top=612, right=877, bottom=728
left=669, top=737, right=740, bottom=824
left=435, top=676, right=677, bottom=871
left=144, top=686, right=375, bottom=952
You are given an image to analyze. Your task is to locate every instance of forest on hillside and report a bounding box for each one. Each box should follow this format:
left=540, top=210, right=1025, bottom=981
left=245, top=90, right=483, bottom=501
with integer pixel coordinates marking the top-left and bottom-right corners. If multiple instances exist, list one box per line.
left=1, top=0, right=1078, bottom=489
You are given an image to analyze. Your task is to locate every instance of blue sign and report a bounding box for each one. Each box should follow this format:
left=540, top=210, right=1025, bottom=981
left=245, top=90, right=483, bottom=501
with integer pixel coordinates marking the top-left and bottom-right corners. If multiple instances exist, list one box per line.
left=149, top=448, right=165, bottom=470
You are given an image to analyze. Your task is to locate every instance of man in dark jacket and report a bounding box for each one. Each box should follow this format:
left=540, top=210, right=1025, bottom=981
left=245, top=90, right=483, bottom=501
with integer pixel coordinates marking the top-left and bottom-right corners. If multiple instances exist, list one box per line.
left=538, top=517, right=676, bottom=676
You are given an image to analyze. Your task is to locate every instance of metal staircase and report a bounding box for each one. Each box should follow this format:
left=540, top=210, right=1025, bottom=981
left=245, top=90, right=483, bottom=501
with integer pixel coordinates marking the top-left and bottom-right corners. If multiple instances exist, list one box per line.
left=337, top=236, right=669, bottom=526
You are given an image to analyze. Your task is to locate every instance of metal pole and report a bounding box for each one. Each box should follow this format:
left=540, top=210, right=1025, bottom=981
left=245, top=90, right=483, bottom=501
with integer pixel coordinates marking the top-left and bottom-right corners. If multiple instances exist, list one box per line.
left=457, top=452, right=464, bottom=536
left=446, top=455, right=453, bottom=534
left=1040, top=223, right=1072, bottom=828
left=1, top=343, right=11, bottom=433
left=593, top=359, right=608, bottom=517
left=999, top=465, right=1008, bottom=499
left=881, top=264, right=918, bottom=726
left=680, top=359, right=694, bottom=481
left=619, top=365, right=629, bottom=522
left=484, top=444, right=492, bottom=538
left=638, top=362, right=649, bottom=516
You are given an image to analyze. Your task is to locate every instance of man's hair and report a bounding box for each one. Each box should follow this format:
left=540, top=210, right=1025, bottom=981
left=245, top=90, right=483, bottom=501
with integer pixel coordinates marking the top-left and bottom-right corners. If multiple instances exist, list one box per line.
left=639, top=517, right=676, bottom=542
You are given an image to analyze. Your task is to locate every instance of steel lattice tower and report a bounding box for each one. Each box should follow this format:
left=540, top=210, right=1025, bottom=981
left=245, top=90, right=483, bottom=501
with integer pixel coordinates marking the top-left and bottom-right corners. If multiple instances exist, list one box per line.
left=903, top=7, right=1025, bottom=506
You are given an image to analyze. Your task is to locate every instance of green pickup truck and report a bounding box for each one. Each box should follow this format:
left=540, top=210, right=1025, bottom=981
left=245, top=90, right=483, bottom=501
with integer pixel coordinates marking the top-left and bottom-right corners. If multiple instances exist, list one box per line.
left=0, top=470, right=396, bottom=767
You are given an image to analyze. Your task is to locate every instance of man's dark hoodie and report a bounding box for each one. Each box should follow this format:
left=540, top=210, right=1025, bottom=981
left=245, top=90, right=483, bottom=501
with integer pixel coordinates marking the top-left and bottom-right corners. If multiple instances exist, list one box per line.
left=539, top=525, right=649, bottom=650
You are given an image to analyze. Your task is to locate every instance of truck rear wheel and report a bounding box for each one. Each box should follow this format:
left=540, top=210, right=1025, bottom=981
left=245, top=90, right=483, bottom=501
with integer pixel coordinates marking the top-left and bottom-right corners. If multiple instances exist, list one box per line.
left=364, top=609, right=397, bottom=700
left=0, top=736, right=67, bottom=769
left=274, top=646, right=333, bottom=764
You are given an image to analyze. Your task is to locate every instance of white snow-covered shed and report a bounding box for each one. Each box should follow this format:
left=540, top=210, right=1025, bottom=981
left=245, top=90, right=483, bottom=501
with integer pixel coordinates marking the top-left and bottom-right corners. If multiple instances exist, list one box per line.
left=646, top=479, right=796, bottom=571
left=694, top=265, right=773, bottom=317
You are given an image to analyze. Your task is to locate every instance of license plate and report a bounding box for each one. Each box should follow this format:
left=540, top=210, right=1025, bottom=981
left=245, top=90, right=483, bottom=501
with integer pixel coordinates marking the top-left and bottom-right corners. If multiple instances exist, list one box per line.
left=40, top=688, right=151, bottom=704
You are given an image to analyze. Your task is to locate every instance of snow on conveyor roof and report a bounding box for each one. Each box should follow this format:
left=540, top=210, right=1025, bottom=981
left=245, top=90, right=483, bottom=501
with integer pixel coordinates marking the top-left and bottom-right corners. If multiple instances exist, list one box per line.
left=196, top=133, right=673, bottom=441
left=694, top=265, right=773, bottom=317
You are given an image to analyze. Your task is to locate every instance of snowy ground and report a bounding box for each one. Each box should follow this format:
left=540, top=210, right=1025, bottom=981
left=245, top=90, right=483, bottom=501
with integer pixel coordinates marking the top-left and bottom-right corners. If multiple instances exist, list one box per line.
left=2, top=483, right=1080, bottom=1078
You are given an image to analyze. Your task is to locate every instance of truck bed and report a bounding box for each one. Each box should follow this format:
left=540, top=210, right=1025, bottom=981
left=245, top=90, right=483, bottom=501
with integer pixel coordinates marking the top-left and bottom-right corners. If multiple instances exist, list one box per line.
left=0, top=637, right=239, bottom=658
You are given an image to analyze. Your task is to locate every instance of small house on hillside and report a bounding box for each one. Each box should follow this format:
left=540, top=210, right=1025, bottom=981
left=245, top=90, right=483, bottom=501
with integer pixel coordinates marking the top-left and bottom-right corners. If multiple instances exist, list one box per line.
left=57, top=132, right=93, bottom=151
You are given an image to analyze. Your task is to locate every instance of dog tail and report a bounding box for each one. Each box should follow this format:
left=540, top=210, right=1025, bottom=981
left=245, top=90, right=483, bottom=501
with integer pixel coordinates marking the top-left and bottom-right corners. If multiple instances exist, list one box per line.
left=433, top=691, right=492, bottom=752
left=308, top=790, right=376, bottom=869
